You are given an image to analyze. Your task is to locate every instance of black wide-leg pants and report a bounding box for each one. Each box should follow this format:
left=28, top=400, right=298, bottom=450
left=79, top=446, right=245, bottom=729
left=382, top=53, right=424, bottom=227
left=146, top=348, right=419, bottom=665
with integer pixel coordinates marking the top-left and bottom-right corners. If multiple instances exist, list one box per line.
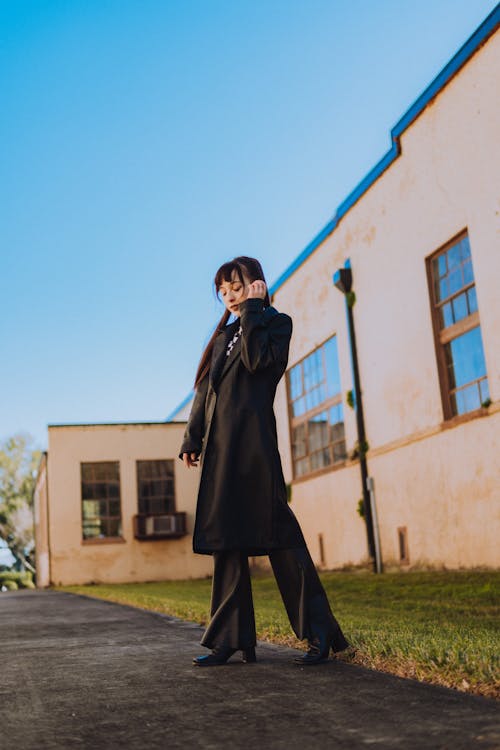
left=200, top=546, right=349, bottom=652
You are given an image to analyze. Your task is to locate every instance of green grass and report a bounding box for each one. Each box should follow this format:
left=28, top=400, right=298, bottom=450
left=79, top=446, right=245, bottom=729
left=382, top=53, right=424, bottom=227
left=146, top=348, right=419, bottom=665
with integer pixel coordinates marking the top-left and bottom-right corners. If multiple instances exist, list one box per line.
left=60, top=569, right=500, bottom=698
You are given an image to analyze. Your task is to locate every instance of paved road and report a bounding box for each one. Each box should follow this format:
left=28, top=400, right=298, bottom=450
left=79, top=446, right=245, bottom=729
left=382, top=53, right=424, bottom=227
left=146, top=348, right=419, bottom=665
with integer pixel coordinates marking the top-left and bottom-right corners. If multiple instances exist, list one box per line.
left=1, top=589, right=498, bottom=749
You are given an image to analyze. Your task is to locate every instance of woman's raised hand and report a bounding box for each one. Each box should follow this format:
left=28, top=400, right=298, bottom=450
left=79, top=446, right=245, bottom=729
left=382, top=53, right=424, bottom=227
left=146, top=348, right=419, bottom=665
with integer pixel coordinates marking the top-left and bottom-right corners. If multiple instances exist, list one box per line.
left=182, top=452, right=200, bottom=468
left=246, top=280, right=267, bottom=299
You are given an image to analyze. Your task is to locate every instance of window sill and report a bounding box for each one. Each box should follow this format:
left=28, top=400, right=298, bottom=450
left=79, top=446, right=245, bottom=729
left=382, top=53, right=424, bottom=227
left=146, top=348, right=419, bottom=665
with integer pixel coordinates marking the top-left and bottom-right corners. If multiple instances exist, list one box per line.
left=134, top=532, right=187, bottom=541
left=82, top=537, right=126, bottom=545
left=441, top=404, right=493, bottom=430
left=291, top=459, right=349, bottom=485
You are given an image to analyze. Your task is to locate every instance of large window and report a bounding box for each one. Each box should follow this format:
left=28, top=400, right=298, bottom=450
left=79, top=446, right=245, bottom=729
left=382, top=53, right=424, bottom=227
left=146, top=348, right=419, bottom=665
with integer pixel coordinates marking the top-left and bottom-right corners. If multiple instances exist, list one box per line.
left=287, top=335, right=347, bottom=479
left=428, top=231, right=489, bottom=418
left=136, top=460, right=176, bottom=515
left=81, top=462, right=122, bottom=540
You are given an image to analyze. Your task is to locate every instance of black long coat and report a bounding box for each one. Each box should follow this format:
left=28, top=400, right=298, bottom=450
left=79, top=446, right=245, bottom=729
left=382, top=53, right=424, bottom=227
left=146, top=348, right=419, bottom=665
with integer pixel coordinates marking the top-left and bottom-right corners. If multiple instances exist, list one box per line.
left=179, top=297, right=306, bottom=555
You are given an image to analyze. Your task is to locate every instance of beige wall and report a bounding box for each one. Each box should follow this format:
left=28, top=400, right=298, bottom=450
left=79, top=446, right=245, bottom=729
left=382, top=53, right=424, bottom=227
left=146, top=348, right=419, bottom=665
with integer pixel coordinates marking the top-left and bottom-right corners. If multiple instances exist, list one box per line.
left=33, top=452, right=50, bottom=587
left=37, top=423, right=212, bottom=586
left=272, top=29, right=500, bottom=568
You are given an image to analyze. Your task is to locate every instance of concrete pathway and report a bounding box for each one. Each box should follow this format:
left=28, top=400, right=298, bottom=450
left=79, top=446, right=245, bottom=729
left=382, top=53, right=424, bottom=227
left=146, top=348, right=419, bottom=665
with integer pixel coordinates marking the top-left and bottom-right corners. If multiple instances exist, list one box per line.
left=1, top=589, right=498, bottom=749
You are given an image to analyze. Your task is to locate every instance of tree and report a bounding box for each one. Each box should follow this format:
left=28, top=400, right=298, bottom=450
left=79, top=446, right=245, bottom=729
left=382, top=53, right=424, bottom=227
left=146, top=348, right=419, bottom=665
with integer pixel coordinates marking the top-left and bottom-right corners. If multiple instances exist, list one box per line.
left=0, top=433, right=42, bottom=573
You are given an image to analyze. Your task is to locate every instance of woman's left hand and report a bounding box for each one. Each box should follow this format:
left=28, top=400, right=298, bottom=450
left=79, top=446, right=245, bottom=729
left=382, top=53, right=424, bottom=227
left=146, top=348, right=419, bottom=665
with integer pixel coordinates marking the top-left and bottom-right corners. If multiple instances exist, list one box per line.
left=247, top=280, right=267, bottom=299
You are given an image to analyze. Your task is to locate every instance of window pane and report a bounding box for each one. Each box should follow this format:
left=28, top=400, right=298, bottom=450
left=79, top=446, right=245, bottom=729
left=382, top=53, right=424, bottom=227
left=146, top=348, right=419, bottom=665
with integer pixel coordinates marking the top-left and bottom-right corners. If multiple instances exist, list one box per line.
left=99, top=482, right=108, bottom=497
left=150, top=497, right=166, bottom=514
left=158, top=463, right=169, bottom=478
left=82, top=500, right=100, bottom=519
left=479, top=378, right=489, bottom=403
left=440, top=302, right=454, bottom=328
left=433, top=254, right=446, bottom=278
left=107, top=518, right=122, bottom=537
left=302, top=355, right=310, bottom=390
left=305, top=385, right=326, bottom=412
left=305, top=390, right=314, bottom=412
left=303, top=350, right=322, bottom=391
left=159, top=483, right=170, bottom=500
left=81, top=465, right=93, bottom=481
left=324, top=336, right=341, bottom=397
left=463, top=259, right=474, bottom=285
left=292, top=396, right=307, bottom=418
left=438, top=277, right=449, bottom=302
left=330, top=402, right=343, bottom=423
left=81, top=482, right=95, bottom=500
left=108, top=482, right=120, bottom=498
left=452, top=293, right=468, bottom=323
left=454, top=383, right=481, bottom=415
left=83, top=521, right=102, bottom=539
left=461, top=235, right=471, bottom=258
left=109, top=499, right=121, bottom=517
left=331, top=422, right=345, bottom=442
left=467, top=286, right=477, bottom=314
left=294, top=457, right=309, bottom=478
left=90, top=463, right=118, bottom=481
left=333, top=441, right=347, bottom=462
left=446, top=327, right=487, bottom=389
left=448, top=267, right=463, bottom=296
left=292, top=424, right=307, bottom=459
left=310, top=449, right=331, bottom=472
left=447, top=242, right=462, bottom=270
left=308, top=412, right=329, bottom=452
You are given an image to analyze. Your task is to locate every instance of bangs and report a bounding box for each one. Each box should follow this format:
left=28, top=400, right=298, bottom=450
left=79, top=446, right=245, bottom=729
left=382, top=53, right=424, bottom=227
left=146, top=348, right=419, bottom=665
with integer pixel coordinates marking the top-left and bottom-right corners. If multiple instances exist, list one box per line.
left=214, top=261, right=246, bottom=291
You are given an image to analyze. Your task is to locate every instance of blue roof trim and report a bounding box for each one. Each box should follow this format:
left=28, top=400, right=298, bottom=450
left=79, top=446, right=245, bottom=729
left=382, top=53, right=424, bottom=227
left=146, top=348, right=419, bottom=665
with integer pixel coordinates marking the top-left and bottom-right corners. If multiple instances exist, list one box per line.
left=269, top=5, right=500, bottom=297
left=165, top=389, right=194, bottom=422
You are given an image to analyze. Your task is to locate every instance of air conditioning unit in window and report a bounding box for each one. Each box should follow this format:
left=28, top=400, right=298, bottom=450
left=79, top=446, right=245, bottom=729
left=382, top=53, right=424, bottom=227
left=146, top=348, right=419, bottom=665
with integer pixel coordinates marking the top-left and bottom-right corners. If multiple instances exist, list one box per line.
left=133, top=512, right=187, bottom=540
left=145, top=515, right=176, bottom=535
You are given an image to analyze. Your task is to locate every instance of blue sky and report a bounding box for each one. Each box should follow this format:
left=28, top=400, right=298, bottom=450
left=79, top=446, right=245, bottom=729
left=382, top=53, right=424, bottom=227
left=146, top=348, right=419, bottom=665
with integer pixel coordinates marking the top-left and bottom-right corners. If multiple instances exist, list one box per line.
left=1, top=0, right=497, bottom=451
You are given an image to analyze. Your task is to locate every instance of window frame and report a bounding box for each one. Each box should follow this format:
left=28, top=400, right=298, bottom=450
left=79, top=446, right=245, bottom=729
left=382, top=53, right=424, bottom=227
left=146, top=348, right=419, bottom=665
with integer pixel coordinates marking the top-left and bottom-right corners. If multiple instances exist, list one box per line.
left=286, top=335, right=347, bottom=482
left=80, top=460, right=123, bottom=543
left=135, top=459, right=177, bottom=516
left=426, top=229, right=488, bottom=421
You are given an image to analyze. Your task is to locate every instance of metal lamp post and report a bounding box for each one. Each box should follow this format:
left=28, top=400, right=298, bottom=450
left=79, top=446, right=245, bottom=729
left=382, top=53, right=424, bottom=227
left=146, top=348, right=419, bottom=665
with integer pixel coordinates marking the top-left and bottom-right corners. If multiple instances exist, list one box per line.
left=333, top=260, right=382, bottom=573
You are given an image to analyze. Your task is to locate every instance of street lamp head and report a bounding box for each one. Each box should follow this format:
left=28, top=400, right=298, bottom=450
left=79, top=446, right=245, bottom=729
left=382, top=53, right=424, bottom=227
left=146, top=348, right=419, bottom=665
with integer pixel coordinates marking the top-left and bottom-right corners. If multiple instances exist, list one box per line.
left=333, top=267, right=352, bottom=294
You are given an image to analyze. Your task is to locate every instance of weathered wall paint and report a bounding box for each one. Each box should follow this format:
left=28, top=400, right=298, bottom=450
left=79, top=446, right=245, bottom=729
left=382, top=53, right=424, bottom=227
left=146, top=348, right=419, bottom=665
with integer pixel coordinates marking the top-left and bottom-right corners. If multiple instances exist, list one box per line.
left=34, top=424, right=212, bottom=586
left=272, top=29, right=500, bottom=569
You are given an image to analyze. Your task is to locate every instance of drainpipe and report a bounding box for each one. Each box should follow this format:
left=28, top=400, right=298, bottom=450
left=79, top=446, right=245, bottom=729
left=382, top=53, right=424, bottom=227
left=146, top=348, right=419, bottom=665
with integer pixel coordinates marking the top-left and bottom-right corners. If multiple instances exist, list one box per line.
left=333, top=260, right=382, bottom=573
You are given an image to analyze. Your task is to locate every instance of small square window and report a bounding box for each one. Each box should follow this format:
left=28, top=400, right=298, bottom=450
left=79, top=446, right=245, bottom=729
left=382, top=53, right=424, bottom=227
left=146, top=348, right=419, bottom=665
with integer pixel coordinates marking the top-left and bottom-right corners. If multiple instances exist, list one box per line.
left=136, top=460, right=176, bottom=515
left=81, top=462, right=122, bottom=540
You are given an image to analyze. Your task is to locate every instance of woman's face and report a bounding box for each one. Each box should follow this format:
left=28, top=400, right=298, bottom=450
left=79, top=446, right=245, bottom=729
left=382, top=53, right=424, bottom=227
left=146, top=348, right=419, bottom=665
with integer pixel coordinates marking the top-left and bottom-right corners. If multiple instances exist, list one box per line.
left=218, top=268, right=251, bottom=318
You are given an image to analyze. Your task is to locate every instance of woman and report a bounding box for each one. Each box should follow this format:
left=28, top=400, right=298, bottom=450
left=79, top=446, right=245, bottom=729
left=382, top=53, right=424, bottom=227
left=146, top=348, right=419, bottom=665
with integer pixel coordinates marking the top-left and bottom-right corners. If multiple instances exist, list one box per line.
left=179, top=256, right=349, bottom=666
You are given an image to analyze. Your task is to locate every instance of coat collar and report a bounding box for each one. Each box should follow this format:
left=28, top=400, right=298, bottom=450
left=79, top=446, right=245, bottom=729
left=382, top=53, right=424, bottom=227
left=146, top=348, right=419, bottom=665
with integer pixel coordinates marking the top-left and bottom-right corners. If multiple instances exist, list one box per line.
left=208, top=307, right=279, bottom=392
left=209, top=319, right=240, bottom=392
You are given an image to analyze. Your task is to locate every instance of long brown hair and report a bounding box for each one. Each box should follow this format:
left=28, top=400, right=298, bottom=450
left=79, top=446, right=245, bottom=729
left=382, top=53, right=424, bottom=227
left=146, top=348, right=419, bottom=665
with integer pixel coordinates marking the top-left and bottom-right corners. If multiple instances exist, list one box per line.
left=194, top=256, right=271, bottom=387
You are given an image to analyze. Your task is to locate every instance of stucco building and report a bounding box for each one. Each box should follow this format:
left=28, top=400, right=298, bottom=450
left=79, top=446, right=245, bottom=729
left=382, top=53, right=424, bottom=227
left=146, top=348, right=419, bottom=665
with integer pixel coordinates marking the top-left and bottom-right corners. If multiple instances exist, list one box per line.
left=265, top=9, right=500, bottom=569
left=35, top=8, right=500, bottom=585
left=170, top=7, right=500, bottom=571
left=33, top=423, right=212, bottom=586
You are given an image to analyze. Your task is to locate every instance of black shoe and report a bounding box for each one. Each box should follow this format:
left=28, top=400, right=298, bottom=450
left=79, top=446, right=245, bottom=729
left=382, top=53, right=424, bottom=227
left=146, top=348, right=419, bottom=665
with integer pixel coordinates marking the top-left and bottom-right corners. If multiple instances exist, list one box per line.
left=294, top=626, right=350, bottom=666
left=193, top=646, right=256, bottom=666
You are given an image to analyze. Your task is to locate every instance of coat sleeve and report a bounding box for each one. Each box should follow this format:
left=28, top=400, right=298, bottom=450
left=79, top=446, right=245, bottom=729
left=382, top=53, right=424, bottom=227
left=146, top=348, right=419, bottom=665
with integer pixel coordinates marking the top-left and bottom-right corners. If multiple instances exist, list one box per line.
left=238, top=298, right=292, bottom=374
left=178, top=374, right=209, bottom=460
